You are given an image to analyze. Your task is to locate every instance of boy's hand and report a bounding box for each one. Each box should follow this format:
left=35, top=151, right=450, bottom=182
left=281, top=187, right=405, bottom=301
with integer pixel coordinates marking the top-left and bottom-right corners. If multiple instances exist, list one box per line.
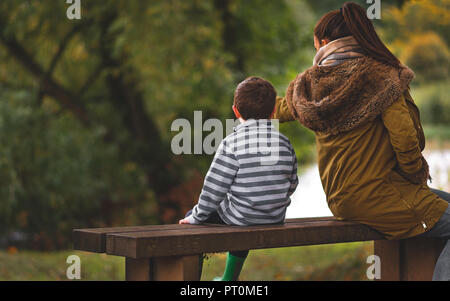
left=178, top=218, right=191, bottom=224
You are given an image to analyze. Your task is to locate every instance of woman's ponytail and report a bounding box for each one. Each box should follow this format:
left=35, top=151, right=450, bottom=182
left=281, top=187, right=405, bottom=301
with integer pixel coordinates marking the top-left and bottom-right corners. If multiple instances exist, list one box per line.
left=314, top=2, right=401, bottom=68
left=341, top=2, right=400, bottom=67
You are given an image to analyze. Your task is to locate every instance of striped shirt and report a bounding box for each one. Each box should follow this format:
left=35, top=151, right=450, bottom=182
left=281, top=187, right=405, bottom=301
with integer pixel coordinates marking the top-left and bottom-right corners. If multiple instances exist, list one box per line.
left=187, top=119, right=298, bottom=226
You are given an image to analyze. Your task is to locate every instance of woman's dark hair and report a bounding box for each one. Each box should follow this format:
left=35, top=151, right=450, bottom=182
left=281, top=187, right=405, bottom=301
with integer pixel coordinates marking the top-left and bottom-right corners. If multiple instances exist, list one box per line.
left=314, top=2, right=401, bottom=68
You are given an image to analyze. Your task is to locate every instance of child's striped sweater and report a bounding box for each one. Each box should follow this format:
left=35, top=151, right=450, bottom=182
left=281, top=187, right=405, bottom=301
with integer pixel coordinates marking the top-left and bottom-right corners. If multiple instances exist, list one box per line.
left=187, top=119, right=298, bottom=226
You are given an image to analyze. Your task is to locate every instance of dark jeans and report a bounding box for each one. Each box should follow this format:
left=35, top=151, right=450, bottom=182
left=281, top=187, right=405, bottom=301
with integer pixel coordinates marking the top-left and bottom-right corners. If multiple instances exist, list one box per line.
left=419, top=188, right=450, bottom=280
left=185, top=210, right=249, bottom=258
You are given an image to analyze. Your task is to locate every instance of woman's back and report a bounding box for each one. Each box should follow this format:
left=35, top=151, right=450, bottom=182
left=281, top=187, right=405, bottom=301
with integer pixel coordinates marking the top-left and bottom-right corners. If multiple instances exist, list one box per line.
left=280, top=54, right=448, bottom=239
left=316, top=117, right=394, bottom=212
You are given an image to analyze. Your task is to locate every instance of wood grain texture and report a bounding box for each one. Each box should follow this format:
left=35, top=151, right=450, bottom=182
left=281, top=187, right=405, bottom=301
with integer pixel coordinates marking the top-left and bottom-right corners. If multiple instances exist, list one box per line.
left=374, top=239, right=401, bottom=280
left=74, top=217, right=446, bottom=281
left=104, top=218, right=384, bottom=258
left=73, top=217, right=337, bottom=253
left=149, top=255, right=200, bottom=281
left=73, top=224, right=206, bottom=253
left=125, top=258, right=151, bottom=281
left=374, top=237, right=446, bottom=281
left=125, top=256, right=200, bottom=281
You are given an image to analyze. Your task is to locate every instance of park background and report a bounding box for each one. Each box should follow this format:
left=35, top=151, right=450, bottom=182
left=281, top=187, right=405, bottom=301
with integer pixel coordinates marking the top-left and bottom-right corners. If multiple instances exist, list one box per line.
left=0, top=0, right=448, bottom=280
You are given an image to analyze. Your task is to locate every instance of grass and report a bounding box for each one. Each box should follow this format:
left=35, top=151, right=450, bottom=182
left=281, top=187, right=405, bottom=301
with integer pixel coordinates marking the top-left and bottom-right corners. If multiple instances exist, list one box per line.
left=0, top=242, right=373, bottom=281
left=201, top=242, right=373, bottom=281
left=0, top=249, right=124, bottom=281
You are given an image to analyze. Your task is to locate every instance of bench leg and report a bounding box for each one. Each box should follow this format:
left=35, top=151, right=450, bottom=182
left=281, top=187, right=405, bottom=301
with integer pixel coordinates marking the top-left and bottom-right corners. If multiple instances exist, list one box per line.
left=374, top=237, right=446, bottom=281
left=126, top=258, right=151, bottom=281
left=125, top=255, right=200, bottom=281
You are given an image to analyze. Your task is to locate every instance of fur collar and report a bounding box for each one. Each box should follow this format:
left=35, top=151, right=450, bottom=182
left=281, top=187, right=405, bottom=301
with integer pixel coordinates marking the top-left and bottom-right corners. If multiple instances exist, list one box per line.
left=285, top=56, right=415, bottom=135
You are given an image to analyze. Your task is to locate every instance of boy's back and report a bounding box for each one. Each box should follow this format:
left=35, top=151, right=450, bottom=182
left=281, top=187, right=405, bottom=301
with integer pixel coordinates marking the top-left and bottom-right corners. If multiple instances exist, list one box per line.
left=180, top=76, right=299, bottom=281
left=187, top=118, right=298, bottom=225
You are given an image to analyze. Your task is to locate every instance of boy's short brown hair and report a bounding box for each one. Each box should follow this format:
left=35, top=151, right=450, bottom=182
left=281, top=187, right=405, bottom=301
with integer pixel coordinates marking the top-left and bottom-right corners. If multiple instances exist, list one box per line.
left=234, top=76, right=276, bottom=120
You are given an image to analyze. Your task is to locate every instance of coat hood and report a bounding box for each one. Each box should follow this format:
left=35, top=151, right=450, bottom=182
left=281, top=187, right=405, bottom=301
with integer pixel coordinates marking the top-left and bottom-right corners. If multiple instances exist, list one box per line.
left=285, top=56, right=415, bottom=135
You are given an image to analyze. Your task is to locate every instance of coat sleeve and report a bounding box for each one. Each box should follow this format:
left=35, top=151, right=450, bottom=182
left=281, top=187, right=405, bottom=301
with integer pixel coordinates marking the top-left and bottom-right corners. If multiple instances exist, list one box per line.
left=404, top=90, right=426, bottom=151
left=272, top=96, right=295, bottom=123
left=381, top=95, right=430, bottom=185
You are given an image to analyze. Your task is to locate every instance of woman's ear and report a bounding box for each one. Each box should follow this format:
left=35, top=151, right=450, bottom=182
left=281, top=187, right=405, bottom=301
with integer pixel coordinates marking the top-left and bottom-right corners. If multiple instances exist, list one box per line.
left=232, top=105, right=241, bottom=119
left=314, top=35, right=330, bottom=51
left=321, top=38, right=330, bottom=47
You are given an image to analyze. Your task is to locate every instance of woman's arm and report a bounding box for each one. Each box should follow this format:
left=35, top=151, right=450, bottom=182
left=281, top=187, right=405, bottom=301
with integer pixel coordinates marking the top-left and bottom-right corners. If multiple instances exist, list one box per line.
left=381, top=95, right=429, bottom=185
left=274, top=73, right=304, bottom=123
left=273, top=96, right=295, bottom=123
left=404, top=90, right=426, bottom=151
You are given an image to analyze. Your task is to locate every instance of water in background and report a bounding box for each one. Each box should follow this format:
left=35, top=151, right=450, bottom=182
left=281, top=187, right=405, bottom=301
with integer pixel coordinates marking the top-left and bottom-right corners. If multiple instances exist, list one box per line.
left=286, top=149, right=450, bottom=219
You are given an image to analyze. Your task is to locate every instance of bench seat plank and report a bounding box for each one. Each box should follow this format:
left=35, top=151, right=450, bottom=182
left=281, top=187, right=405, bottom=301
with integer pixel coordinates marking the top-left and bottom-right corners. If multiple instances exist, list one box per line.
left=105, top=219, right=384, bottom=258
left=73, top=224, right=205, bottom=253
left=73, top=217, right=337, bottom=253
left=73, top=217, right=446, bottom=281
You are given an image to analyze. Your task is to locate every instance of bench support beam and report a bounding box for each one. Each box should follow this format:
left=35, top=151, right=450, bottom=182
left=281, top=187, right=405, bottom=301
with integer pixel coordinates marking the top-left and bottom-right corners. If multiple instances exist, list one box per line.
left=374, top=237, right=446, bottom=281
left=125, top=255, right=200, bottom=281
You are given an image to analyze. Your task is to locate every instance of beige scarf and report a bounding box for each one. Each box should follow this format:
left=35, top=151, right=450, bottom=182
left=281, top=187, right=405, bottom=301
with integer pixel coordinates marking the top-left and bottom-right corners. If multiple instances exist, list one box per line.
left=313, top=35, right=365, bottom=67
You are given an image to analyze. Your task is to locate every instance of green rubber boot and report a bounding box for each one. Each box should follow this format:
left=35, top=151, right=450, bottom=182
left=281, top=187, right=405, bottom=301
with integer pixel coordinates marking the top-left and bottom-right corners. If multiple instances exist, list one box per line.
left=198, top=254, right=204, bottom=280
left=213, top=253, right=246, bottom=281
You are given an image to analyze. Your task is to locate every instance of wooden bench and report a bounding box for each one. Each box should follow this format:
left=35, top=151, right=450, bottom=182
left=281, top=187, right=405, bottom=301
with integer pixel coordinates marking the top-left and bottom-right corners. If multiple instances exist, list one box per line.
left=73, top=217, right=446, bottom=281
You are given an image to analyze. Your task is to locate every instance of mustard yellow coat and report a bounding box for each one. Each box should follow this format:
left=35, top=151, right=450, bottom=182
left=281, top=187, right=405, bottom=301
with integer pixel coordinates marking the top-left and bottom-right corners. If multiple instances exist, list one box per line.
left=274, top=92, right=448, bottom=240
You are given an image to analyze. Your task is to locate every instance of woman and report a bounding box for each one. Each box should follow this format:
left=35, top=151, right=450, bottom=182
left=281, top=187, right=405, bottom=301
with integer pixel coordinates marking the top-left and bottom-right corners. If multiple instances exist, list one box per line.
left=274, top=2, right=450, bottom=280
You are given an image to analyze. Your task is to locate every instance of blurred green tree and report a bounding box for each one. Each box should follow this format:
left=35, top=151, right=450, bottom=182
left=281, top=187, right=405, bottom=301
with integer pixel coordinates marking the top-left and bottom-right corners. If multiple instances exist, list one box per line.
left=401, top=32, right=450, bottom=84
left=380, top=0, right=450, bottom=57
left=0, top=0, right=309, bottom=249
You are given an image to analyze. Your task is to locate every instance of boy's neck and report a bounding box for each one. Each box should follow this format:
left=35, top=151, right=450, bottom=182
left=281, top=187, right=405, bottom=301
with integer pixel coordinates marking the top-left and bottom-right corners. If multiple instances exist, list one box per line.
left=238, top=117, right=273, bottom=124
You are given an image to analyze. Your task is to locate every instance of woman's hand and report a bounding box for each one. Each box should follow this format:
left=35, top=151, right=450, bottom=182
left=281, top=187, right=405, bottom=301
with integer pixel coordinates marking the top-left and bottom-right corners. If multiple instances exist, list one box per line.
left=178, top=218, right=191, bottom=224
left=272, top=96, right=295, bottom=123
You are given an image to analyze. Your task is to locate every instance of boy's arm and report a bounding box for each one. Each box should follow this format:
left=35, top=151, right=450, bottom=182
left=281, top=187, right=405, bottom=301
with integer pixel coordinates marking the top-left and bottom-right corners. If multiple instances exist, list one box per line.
left=184, top=140, right=239, bottom=224
left=288, top=149, right=299, bottom=196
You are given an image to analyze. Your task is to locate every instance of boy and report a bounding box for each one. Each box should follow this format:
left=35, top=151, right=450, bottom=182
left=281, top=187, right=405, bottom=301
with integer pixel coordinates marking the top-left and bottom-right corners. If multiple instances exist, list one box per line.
left=179, top=76, right=299, bottom=281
